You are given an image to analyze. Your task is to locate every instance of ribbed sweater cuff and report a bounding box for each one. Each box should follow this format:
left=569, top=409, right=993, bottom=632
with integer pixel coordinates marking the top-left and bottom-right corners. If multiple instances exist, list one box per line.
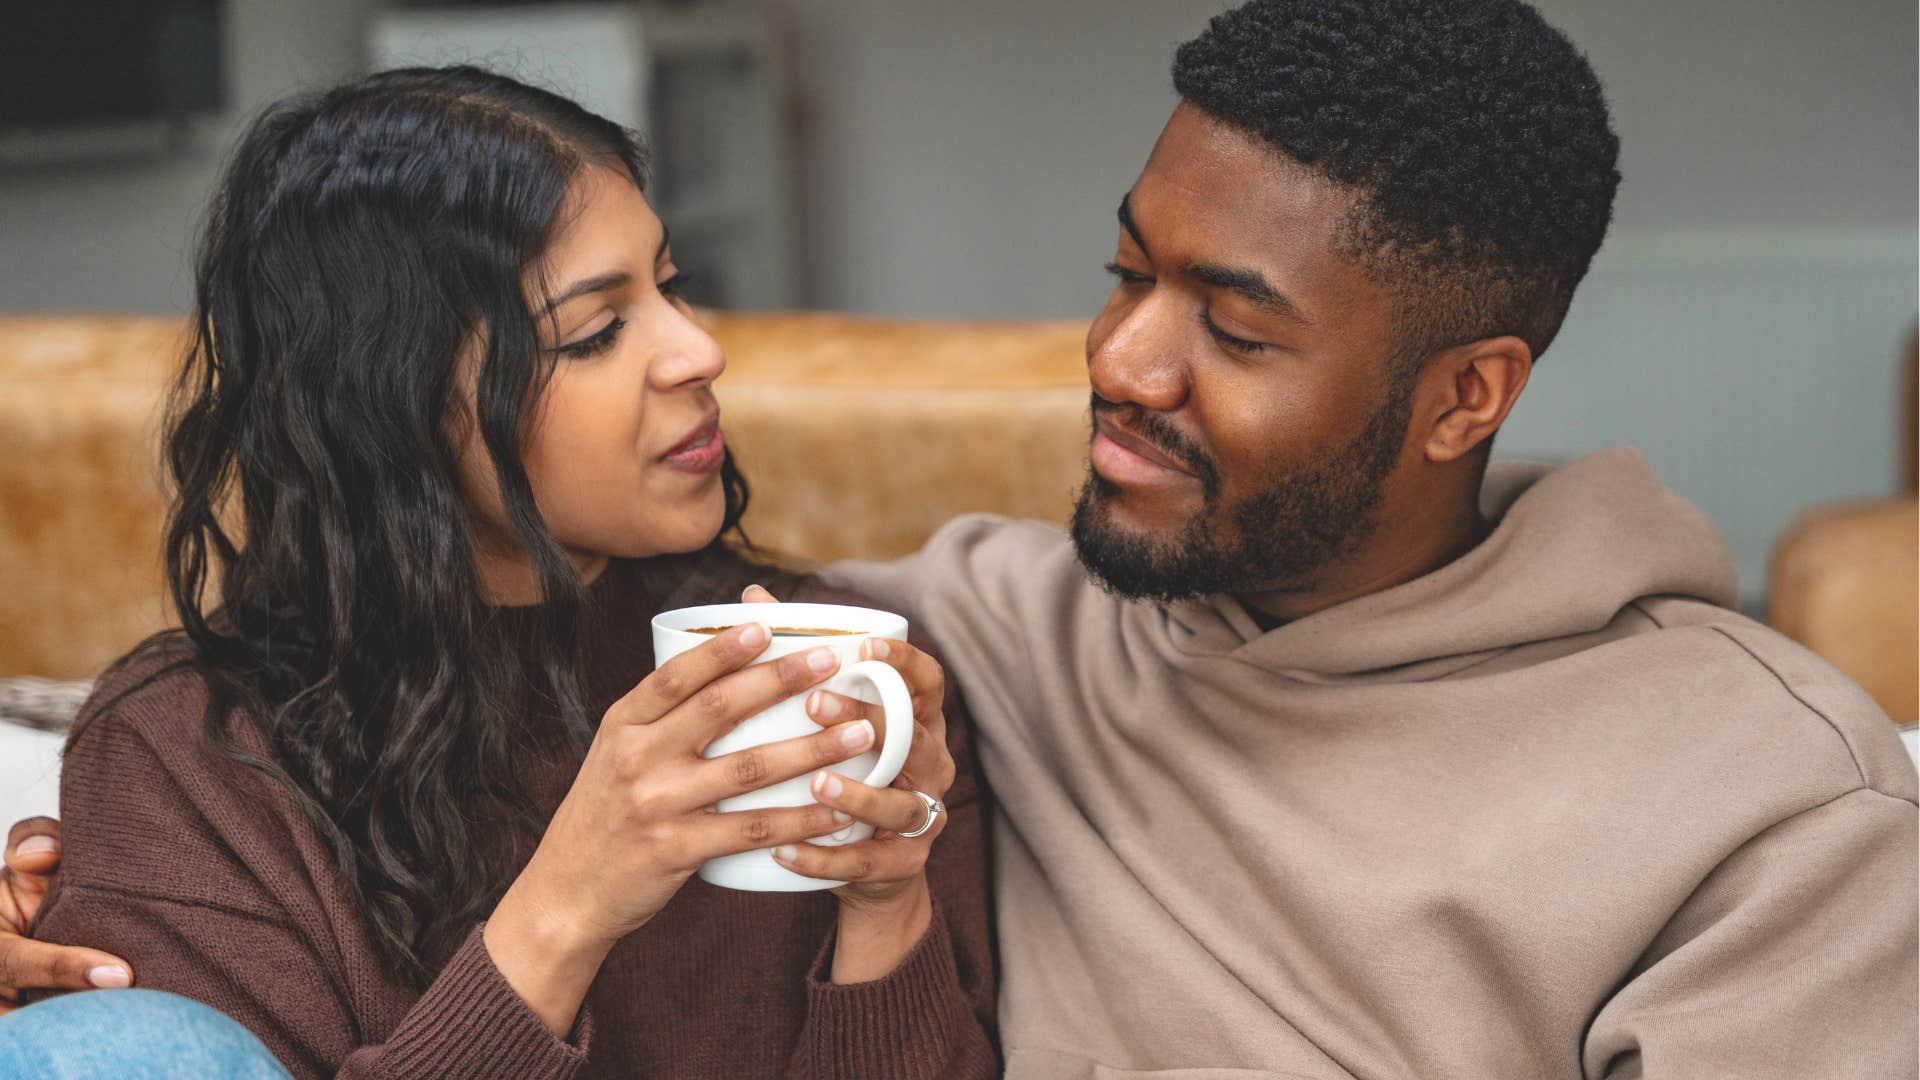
left=377, top=925, right=592, bottom=1079
left=792, top=900, right=972, bottom=1079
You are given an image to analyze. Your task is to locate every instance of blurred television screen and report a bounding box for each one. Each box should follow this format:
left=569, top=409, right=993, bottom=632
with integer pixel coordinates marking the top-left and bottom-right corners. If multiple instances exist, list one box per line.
left=0, top=1, right=224, bottom=131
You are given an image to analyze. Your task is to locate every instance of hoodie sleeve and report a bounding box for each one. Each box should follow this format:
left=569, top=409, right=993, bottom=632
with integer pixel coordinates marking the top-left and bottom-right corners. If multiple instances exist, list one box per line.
left=1582, top=786, right=1919, bottom=1080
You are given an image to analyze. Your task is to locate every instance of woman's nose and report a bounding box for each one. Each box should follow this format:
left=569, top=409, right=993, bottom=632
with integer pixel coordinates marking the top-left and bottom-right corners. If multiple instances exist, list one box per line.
left=651, top=309, right=727, bottom=390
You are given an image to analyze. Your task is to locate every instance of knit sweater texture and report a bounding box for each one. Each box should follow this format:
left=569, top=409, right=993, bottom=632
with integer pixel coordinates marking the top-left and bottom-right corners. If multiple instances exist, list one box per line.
left=32, top=553, right=998, bottom=1078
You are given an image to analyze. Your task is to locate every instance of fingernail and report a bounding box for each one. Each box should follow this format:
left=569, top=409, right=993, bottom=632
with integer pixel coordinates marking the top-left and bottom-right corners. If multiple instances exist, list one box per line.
left=831, top=809, right=852, bottom=825
left=87, top=965, right=130, bottom=989
left=809, top=691, right=843, bottom=720
left=836, top=722, right=872, bottom=753
left=806, top=648, right=836, bottom=674
left=830, top=826, right=854, bottom=842
left=815, top=770, right=846, bottom=798
left=864, top=638, right=891, bottom=660
left=15, top=835, right=57, bottom=857
left=773, top=845, right=798, bottom=863
left=738, top=623, right=769, bottom=648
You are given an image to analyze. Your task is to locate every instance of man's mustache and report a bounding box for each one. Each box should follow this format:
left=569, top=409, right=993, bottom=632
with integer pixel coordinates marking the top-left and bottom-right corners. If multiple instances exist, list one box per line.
left=1088, top=393, right=1221, bottom=492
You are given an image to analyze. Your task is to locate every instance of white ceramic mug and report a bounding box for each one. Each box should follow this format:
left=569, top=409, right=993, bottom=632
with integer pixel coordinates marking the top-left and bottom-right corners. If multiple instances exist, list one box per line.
left=651, top=601, right=914, bottom=892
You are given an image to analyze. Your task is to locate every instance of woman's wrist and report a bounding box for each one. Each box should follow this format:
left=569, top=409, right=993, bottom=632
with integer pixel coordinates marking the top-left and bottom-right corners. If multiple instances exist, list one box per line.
left=483, top=873, right=617, bottom=1039
left=830, top=877, right=934, bottom=984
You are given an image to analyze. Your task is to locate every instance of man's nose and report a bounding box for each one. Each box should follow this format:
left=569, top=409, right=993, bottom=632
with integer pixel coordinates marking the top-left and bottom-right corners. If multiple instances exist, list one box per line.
left=1087, top=294, right=1189, bottom=414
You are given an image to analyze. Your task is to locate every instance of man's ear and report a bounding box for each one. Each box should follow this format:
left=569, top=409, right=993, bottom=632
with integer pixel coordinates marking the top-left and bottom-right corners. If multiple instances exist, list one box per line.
left=1417, top=335, right=1533, bottom=464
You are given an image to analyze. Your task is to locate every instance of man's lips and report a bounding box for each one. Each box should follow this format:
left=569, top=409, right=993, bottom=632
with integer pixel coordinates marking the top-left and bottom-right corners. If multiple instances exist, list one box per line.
left=661, top=413, right=725, bottom=474
left=1091, top=414, right=1196, bottom=486
left=1100, top=421, right=1189, bottom=472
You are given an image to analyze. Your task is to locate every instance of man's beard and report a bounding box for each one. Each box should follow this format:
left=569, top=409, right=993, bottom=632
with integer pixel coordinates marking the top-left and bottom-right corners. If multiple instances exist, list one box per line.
left=1070, top=380, right=1414, bottom=603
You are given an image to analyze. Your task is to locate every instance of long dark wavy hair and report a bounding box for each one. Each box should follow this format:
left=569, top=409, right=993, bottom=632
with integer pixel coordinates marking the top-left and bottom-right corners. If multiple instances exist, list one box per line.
left=109, top=66, right=750, bottom=985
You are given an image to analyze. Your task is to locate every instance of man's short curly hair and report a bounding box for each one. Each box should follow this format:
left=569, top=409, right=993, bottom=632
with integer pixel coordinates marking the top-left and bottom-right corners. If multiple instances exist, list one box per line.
left=1173, top=0, right=1620, bottom=366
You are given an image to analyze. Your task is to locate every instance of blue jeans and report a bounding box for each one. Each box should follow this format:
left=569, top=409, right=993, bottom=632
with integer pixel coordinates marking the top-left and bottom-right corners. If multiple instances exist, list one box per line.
left=0, top=989, right=289, bottom=1079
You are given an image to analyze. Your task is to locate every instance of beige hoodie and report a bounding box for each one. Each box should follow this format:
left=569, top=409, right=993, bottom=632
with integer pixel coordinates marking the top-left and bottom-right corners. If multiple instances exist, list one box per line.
left=827, top=448, right=1918, bottom=1080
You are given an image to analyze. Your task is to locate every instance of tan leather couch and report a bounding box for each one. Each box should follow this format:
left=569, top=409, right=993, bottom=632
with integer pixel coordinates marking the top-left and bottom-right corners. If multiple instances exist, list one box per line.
left=0, top=313, right=1092, bottom=679
left=7, top=314, right=1915, bottom=729
left=1767, top=333, right=1919, bottom=726
left=1770, top=498, right=1918, bottom=724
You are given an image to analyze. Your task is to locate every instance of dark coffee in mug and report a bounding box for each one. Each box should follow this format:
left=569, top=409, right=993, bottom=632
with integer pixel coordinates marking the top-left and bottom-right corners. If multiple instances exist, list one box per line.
left=687, top=625, right=861, bottom=637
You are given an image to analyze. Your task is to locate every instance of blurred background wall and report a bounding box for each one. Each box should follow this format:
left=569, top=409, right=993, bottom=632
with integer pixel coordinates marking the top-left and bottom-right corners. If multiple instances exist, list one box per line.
left=1, top=0, right=1914, bottom=607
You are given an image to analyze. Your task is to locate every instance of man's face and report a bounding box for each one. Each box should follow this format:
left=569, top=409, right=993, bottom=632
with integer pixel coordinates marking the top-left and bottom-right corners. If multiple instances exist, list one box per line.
left=1072, top=102, right=1416, bottom=602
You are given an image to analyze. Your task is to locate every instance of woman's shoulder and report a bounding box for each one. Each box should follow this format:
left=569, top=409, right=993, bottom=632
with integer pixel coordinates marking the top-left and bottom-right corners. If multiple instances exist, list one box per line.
left=69, top=639, right=240, bottom=760
left=63, top=639, right=289, bottom=841
left=54, top=643, right=307, bottom=917
left=73, top=642, right=198, bottom=738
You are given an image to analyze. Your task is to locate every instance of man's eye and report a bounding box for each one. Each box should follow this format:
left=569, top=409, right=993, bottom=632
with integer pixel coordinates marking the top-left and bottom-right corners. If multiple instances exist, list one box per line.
left=1103, top=261, right=1152, bottom=286
left=1200, top=311, right=1269, bottom=354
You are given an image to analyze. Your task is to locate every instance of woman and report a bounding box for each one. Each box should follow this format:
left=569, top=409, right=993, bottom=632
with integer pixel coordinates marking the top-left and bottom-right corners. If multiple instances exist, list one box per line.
left=10, top=67, right=994, bottom=1078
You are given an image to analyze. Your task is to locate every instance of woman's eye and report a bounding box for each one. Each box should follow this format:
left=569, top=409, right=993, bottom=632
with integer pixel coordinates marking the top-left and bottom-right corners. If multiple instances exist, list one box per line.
left=1200, top=311, right=1269, bottom=354
left=556, top=315, right=626, bottom=360
left=1103, top=261, right=1152, bottom=286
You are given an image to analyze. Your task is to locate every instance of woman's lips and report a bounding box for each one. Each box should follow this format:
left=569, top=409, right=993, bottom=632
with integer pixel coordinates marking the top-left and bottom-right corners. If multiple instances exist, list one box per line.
left=661, top=415, right=725, bottom=474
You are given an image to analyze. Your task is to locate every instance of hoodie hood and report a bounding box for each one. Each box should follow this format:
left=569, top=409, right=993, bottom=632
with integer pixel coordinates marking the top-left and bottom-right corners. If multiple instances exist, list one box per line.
left=1167, top=447, right=1739, bottom=676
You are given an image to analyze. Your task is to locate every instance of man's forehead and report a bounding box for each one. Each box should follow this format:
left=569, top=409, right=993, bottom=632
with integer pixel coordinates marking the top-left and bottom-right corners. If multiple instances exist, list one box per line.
left=1129, top=105, right=1356, bottom=275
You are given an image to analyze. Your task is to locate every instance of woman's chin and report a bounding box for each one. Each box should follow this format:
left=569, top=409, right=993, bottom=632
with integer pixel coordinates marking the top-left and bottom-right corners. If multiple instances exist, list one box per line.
left=615, top=501, right=729, bottom=559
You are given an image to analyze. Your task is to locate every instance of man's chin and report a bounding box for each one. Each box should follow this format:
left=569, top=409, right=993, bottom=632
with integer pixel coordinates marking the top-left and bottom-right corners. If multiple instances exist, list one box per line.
left=1069, top=484, right=1221, bottom=603
left=1077, top=474, right=1200, bottom=535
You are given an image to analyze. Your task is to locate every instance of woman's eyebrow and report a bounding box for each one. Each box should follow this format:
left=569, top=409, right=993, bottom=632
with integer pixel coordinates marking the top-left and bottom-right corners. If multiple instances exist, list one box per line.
left=539, top=225, right=671, bottom=316
left=540, top=271, right=631, bottom=316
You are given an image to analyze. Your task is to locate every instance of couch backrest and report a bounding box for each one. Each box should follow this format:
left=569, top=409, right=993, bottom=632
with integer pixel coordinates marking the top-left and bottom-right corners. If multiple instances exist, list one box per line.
left=0, top=312, right=1092, bottom=678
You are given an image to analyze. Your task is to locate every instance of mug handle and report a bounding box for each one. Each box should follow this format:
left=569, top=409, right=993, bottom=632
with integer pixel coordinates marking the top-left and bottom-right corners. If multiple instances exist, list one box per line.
left=826, top=659, right=914, bottom=788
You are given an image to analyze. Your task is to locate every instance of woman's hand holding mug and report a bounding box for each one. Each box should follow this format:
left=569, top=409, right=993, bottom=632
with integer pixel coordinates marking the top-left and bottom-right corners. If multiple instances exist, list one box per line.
left=743, top=585, right=959, bottom=983
left=484, top=622, right=869, bottom=1037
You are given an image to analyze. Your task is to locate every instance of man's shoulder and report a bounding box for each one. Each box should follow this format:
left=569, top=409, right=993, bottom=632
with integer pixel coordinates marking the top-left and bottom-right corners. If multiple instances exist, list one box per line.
left=923, top=513, right=1075, bottom=561
left=920, top=514, right=1087, bottom=594
left=829, top=514, right=1084, bottom=612
left=1630, top=596, right=1916, bottom=805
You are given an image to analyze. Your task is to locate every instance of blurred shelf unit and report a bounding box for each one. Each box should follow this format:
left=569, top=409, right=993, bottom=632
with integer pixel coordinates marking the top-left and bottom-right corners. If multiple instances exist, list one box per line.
left=369, top=1, right=796, bottom=309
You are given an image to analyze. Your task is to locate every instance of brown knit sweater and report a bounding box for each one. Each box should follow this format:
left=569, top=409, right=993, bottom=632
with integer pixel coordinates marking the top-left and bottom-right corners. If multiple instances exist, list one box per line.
left=30, top=552, right=998, bottom=1078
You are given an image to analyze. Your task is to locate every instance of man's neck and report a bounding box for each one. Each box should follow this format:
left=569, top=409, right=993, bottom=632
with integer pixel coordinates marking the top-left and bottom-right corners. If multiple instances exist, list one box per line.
left=1237, top=480, right=1491, bottom=625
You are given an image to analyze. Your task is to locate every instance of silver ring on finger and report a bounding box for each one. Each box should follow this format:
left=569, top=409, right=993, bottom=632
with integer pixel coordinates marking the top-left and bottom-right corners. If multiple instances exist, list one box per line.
left=898, top=789, right=944, bottom=839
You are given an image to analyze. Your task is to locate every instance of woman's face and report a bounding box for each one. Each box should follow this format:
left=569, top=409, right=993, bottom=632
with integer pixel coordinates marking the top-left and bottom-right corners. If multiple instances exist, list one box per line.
left=458, top=164, right=730, bottom=600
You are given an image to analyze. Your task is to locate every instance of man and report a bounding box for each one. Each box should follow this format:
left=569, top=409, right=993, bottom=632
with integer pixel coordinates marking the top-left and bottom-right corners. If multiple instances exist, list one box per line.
left=6, top=1, right=1916, bottom=1076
